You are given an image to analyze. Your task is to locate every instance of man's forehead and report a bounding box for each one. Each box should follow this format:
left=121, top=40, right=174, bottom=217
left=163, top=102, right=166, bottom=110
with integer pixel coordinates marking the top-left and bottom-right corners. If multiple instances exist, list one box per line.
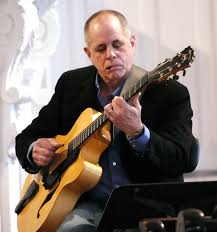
left=89, top=14, right=123, bottom=33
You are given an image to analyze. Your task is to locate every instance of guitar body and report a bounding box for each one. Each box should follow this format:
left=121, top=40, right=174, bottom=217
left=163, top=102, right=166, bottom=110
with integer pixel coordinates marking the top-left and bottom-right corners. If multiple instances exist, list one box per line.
left=17, top=108, right=111, bottom=232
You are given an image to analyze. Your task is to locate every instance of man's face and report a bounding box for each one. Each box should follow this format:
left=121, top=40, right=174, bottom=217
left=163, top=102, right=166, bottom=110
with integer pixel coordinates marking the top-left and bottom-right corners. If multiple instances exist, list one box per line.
left=84, top=15, right=135, bottom=83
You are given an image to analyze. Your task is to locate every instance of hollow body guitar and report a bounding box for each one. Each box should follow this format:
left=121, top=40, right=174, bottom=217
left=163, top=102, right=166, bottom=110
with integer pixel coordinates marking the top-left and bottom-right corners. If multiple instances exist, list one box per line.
left=16, top=46, right=195, bottom=232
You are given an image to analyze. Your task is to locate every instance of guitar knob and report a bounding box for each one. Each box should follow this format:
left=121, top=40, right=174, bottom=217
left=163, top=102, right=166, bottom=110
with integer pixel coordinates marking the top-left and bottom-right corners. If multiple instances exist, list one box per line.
left=140, top=219, right=165, bottom=232
left=173, top=75, right=179, bottom=80
left=176, top=209, right=206, bottom=232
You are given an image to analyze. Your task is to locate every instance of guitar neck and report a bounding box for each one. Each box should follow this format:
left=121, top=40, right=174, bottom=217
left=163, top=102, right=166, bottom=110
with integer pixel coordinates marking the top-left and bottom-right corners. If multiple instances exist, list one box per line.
left=68, top=46, right=195, bottom=152
left=67, top=71, right=151, bottom=152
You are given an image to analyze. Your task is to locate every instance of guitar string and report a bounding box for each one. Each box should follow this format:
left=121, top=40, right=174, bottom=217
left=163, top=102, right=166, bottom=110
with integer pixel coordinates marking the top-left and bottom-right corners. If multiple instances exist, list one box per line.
left=69, top=61, right=179, bottom=151
left=68, top=63, right=169, bottom=151
left=68, top=65, right=163, bottom=151
left=68, top=49, right=193, bottom=152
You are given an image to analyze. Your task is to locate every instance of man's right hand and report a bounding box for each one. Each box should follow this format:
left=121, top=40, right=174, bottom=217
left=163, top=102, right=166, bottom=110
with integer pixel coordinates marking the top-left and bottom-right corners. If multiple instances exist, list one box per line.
left=32, top=138, right=63, bottom=167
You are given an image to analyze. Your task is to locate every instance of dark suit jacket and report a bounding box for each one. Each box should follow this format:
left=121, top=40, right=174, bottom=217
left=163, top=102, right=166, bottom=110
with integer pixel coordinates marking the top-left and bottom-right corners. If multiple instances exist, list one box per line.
left=15, top=65, right=195, bottom=183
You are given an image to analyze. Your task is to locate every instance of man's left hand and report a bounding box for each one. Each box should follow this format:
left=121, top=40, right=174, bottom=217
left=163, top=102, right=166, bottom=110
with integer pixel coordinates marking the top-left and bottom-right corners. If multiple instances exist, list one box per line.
left=104, top=93, right=143, bottom=137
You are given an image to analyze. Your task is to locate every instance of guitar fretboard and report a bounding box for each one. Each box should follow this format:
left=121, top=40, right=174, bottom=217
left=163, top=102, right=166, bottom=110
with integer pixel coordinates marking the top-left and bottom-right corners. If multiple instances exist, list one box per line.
left=68, top=67, right=162, bottom=152
left=68, top=46, right=195, bottom=152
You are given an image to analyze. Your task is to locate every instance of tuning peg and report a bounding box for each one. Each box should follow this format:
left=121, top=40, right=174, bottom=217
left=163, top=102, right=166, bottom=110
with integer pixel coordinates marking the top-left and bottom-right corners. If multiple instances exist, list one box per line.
left=183, top=70, right=186, bottom=76
left=164, top=58, right=170, bottom=62
left=173, top=75, right=179, bottom=80
left=164, top=80, right=169, bottom=87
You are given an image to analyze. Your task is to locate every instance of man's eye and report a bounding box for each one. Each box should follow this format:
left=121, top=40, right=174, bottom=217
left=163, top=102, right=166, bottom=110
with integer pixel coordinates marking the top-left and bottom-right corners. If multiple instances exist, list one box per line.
left=95, top=46, right=106, bottom=52
left=113, top=42, right=122, bottom=48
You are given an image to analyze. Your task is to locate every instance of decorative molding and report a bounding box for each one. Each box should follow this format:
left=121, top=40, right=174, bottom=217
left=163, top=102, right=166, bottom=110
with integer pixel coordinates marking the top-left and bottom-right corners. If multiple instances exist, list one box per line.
left=0, top=0, right=59, bottom=162
left=0, top=0, right=38, bottom=103
left=0, top=0, right=59, bottom=105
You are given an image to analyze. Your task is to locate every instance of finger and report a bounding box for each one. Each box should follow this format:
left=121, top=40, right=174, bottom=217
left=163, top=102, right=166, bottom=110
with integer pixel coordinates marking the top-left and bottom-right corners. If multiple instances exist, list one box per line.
left=112, top=96, right=128, bottom=108
left=37, top=139, right=54, bottom=150
left=34, top=157, right=51, bottom=167
left=111, top=96, right=128, bottom=115
left=47, top=138, right=63, bottom=150
left=37, top=138, right=62, bottom=152
left=112, top=99, right=121, bottom=114
left=104, top=107, right=116, bottom=122
left=33, top=151, right=54, bottom=166
left=104, top=108, right=114, bottom=119
left=33, top=144, right=54, bottom=156
left=129, top=92, right=142, bottom=109
left=104, top=103, right=113, bottom=114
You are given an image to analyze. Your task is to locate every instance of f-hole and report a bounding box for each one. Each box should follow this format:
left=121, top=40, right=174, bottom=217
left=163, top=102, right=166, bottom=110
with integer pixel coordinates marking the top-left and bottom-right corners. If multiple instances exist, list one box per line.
left=37, top=182, right=59, bottom=218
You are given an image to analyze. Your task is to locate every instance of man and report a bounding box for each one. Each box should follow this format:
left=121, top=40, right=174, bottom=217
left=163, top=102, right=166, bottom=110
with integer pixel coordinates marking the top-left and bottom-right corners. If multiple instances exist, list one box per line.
left=16, top=10, right=196, bottom=231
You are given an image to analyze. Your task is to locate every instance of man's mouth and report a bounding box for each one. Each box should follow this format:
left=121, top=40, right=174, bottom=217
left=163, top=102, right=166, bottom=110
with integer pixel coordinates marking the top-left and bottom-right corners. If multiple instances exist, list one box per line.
left=106, top=65, right=122, bottom=71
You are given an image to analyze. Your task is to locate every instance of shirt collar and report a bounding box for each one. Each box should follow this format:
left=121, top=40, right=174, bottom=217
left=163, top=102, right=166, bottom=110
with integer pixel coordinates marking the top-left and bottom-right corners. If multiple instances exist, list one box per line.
left=95, top=73, right=125, bottom=98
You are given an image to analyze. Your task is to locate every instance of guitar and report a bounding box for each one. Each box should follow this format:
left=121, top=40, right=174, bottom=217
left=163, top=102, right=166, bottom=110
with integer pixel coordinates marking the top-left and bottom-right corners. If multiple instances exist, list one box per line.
left=16, top=46, right=195, bottom=232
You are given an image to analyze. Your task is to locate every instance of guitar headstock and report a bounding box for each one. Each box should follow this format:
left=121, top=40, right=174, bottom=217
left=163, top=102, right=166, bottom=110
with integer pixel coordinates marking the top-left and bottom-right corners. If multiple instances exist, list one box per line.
left=121, top=46, right=195, bottom=103
left=156, top=46, right=195, bottom=81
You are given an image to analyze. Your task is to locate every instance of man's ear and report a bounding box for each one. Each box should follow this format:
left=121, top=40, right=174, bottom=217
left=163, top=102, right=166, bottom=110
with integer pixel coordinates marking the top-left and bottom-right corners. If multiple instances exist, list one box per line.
left=130, top=34, right=136, bottom=48
left=84, top=47, right=91, bottom=58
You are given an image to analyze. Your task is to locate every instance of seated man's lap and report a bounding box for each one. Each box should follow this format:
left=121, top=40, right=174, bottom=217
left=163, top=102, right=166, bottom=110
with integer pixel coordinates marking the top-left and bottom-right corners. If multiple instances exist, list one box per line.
left=57, top=199, right=103, bottom=232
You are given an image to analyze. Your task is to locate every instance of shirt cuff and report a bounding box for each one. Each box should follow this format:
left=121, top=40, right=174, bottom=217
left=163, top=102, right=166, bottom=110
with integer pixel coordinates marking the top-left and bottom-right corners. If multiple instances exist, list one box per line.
left=27, top=141, right=38, bottom=167
left=127, top=125, right=150, bottom=154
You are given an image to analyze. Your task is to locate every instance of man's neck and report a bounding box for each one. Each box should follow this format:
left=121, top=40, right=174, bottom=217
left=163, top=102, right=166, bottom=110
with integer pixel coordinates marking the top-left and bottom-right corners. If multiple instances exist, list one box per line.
left=99, top=68, right=133, bottom=94
left=99, top=78, right=124, bottom=94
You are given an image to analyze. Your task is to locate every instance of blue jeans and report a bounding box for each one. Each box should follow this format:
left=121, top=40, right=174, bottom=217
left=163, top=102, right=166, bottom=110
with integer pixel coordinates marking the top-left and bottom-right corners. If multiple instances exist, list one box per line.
left=57, top=199, right=103, bottom=232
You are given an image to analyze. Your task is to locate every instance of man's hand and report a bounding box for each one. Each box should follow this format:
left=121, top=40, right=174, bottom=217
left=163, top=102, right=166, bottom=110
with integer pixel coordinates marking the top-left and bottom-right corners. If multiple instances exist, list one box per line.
left=104, top=93, right=143, bottom=137
left=32, top=138, right=63, bottom=167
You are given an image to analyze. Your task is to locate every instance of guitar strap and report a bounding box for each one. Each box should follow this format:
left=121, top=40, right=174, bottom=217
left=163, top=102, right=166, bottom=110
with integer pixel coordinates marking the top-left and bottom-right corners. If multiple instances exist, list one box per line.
left=112, top=64, right=147, bottom=138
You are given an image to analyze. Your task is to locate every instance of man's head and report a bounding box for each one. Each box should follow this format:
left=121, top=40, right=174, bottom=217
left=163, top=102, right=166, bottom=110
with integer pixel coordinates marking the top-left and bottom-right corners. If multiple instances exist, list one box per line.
left=83, top=10, right=135, bottom=85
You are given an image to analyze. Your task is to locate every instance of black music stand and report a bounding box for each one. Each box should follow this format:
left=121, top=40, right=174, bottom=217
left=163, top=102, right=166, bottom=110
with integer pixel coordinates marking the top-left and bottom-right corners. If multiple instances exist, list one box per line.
left=97, top=181, right=217, bottom=231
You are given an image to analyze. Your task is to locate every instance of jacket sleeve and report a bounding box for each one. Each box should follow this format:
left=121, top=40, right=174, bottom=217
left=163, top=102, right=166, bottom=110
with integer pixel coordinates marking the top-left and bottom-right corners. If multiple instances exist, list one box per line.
left=124, top=80, right=195, bottom=178
left=145, top=81, right=194, bottom=175
left=15, top=73, right=65, bottom=173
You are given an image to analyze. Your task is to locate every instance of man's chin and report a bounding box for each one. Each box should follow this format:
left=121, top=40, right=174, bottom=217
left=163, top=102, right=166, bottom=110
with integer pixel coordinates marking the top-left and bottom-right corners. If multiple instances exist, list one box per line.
left=107, top=70, right=126, bottom=80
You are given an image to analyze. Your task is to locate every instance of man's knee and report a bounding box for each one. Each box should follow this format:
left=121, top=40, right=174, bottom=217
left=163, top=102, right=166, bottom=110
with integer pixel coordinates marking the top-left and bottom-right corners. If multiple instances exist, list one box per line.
left=57, top=214, right=96, bottom=232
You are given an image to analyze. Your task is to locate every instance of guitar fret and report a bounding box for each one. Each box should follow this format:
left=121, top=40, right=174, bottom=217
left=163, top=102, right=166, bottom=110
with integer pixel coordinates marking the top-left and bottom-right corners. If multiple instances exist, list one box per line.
left=78, top=135, right=81, bottom=146
left=127, top=91, right=130, bottom=100
left=96, top=117, right=99, bottom=128
left=103, top=114, right=107, bottom=122
left=72, top=138, right=75, bottom=149
left=76, top=135, right=80, bottom=146
left=99, top=116, right=102, bottom=126
left=66, top=46, right=195, bottom=158
left=90, top=125, right=93, bottom=134
left=81, top=131, right=84, bottom=143
left=74, top=137, right=78, bottom=148
left=86, top=127, right=89, bottom=138
left=133, top=82, right=138, bottom=93
left=85, top=129, right=88, bottom=141
left=93, top=122, right=96, bottom=131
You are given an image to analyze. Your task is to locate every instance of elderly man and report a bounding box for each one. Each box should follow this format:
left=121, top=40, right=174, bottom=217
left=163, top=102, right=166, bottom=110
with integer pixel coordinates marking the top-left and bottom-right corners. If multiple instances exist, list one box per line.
left=16, top=10, right=195, bottom=231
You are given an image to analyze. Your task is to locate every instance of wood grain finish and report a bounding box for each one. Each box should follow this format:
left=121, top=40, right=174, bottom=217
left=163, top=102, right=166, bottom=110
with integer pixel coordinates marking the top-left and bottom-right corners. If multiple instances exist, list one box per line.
left=17, top=108, right=111, bottom=232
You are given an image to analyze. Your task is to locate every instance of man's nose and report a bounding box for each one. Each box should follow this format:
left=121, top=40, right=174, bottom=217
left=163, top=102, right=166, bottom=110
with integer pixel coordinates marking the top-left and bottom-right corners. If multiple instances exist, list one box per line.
left=106, top=47, right=116, bottom=59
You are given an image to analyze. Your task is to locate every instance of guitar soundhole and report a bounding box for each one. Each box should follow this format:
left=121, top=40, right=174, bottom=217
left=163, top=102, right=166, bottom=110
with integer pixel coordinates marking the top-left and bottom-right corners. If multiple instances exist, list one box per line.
left=37, top=184, right=58, bottom=218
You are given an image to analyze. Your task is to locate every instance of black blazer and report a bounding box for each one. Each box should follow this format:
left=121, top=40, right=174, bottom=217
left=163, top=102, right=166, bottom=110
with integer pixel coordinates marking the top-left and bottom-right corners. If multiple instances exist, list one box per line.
left=15, top=65, right=195, bottom=182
